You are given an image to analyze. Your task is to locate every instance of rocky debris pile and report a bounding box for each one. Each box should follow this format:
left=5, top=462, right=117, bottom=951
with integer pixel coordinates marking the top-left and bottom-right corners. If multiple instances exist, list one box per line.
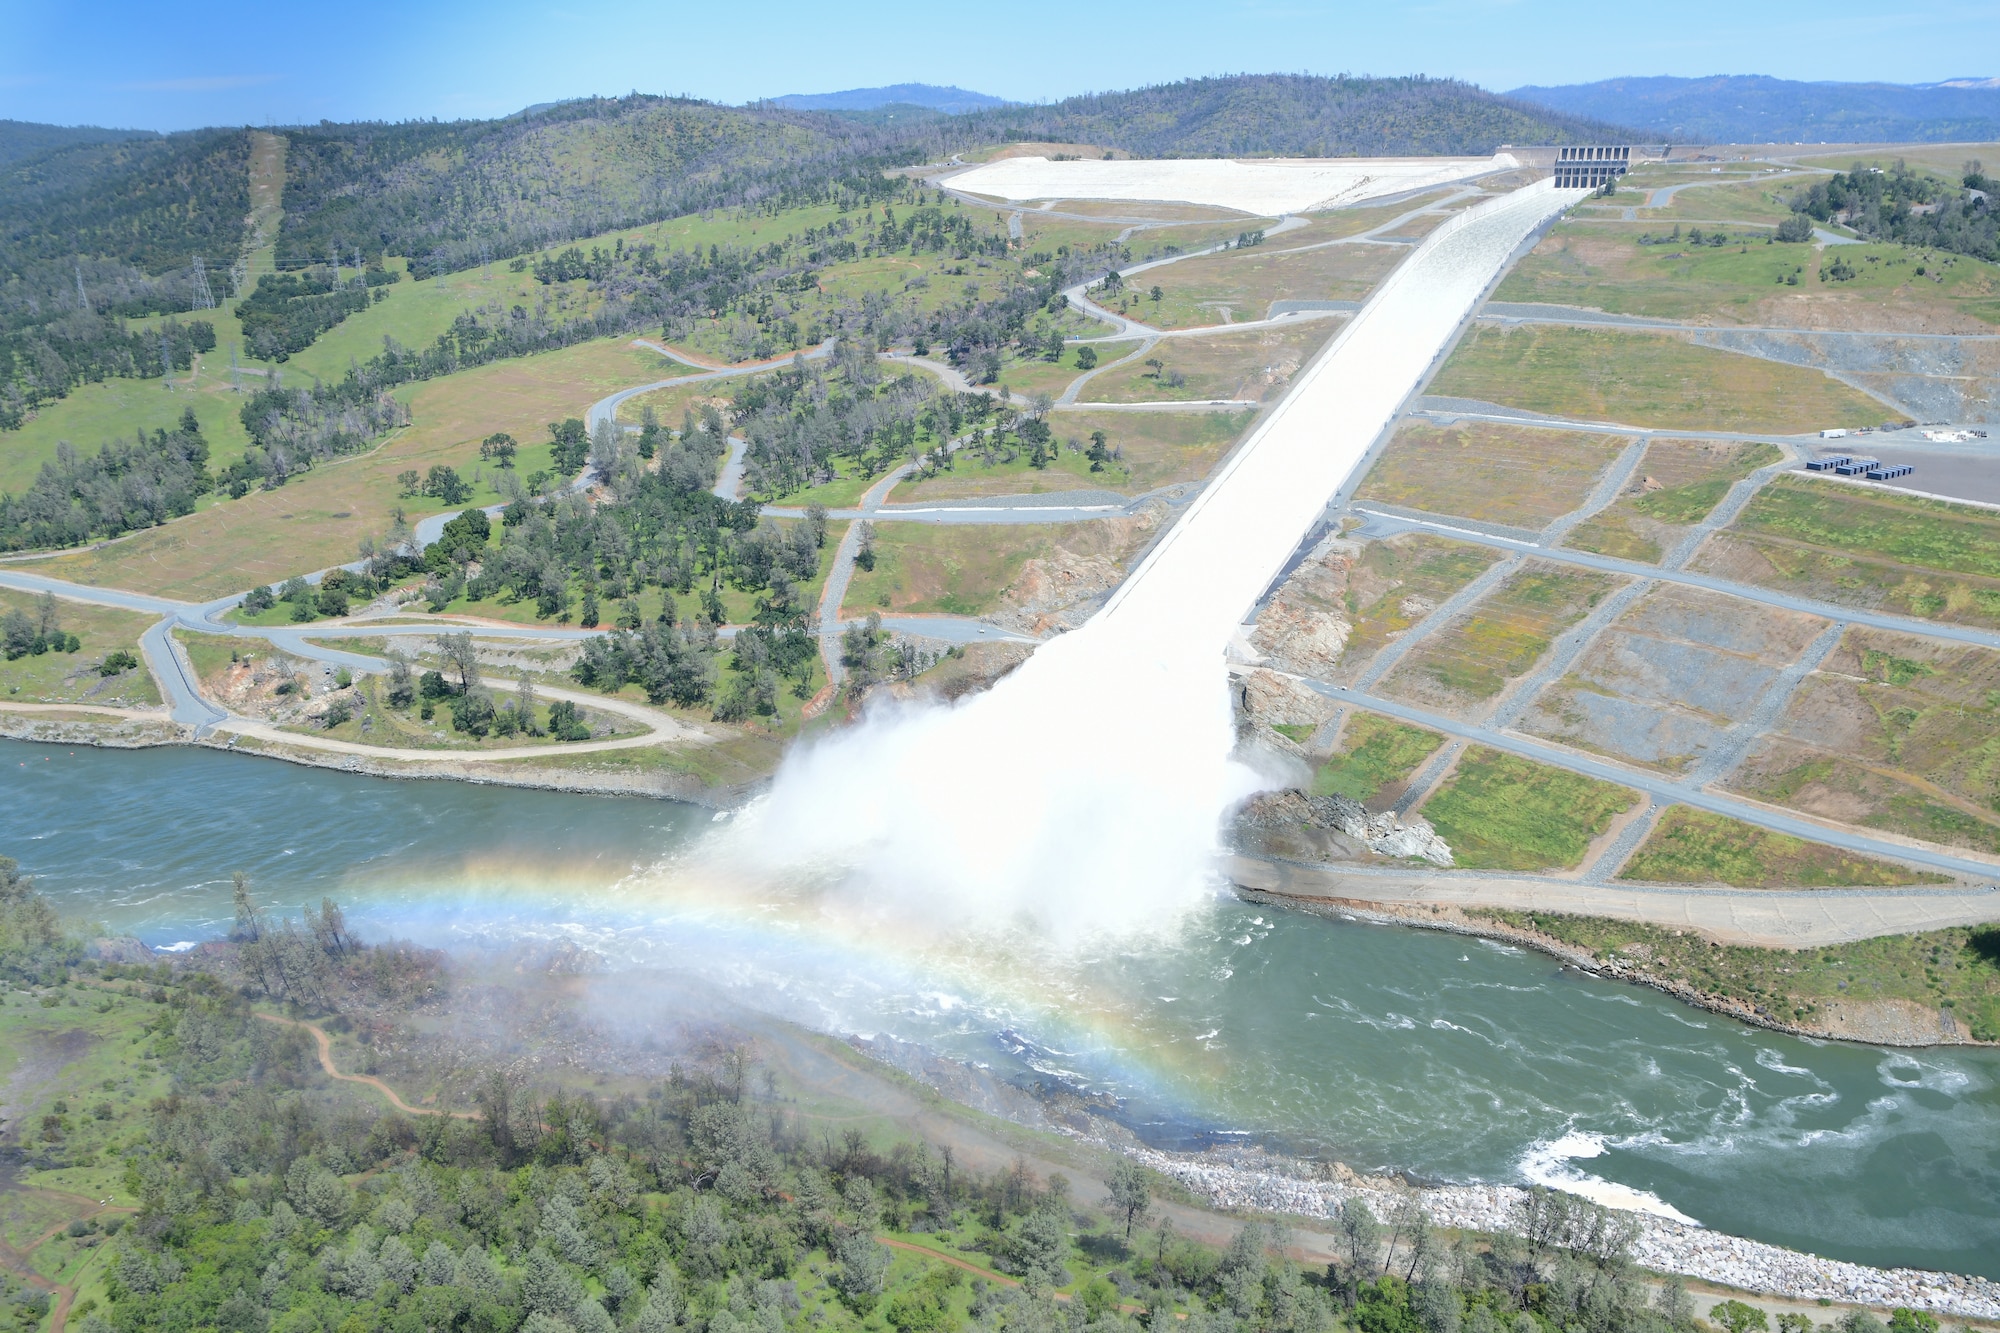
left=1238, top=789, right=1452, bottom=866
left=1123, top=1147, right=2000, bottom=1321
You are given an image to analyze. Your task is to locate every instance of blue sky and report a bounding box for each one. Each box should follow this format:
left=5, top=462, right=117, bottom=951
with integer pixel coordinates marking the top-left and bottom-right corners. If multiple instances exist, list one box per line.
left=2, top=0, right=1995, bottom=131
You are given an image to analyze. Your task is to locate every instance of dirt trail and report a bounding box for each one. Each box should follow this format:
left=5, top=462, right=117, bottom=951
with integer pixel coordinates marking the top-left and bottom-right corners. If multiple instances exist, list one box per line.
left=253, top=1014, right=478, bottom=1119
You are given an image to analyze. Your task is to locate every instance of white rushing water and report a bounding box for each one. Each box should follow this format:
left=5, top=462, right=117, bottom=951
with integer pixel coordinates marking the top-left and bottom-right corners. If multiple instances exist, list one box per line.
left=715, top=181, right=1580, bottom=937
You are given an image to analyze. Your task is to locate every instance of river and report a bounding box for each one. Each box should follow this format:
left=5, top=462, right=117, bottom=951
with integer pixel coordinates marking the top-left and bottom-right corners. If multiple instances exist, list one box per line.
left=6, top=738, right=1997, bottom=1279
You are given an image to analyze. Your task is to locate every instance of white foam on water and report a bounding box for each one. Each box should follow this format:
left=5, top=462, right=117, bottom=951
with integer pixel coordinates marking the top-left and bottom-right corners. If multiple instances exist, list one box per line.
left=695, top=182, right=1578, bottom=949
left=1519, top=1130, right=1703, bottom=1225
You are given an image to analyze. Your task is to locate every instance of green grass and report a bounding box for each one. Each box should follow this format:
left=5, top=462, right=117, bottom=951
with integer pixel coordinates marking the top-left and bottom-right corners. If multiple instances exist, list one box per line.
left=1336, top=536, right=1504, bottom=673
left=1400, top=566, right=1616, bottom=701
left=1312, top=713, right=1444, bottom=802
left=1737, top=475, right=2000, bottom=582
left=1469, top=908, right=2000, bottom=1041
left=1619, top=805, right=1946, bottom=887
left=1432, top=325, right=1887, bottom=433
left=0, top=590, right=162, bottom=706
left=1356, top=420, right=1628, bottom=529
left=1495, top=224, right=2000, bottom=328
left=1421, top=746, right=1637, bottom=871
left=0, top=369, right=257, bottom=496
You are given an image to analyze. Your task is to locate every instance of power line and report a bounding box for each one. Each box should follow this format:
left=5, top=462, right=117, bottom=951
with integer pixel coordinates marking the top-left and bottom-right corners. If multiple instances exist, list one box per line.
left=190, top=256, right=216, bottom=311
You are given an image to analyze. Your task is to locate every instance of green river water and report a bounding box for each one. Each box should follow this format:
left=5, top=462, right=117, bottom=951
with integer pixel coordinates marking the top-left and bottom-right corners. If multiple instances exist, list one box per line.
left=4, top=739, right=1995, bottom=1277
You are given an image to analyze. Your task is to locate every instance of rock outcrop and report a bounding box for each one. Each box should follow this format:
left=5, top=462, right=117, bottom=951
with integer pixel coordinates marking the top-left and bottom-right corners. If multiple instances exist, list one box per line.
left=1238, top=789, right=1452, bottom=866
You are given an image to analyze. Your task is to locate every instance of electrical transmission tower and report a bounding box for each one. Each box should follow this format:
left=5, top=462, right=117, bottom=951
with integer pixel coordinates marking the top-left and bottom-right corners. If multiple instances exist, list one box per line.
left=189, top=257, right=216, bottom=311
left=74, top=261, right=89, bottom=311
left=229, top=342, right=241, bottom=393
left=160, top=333, right=174, bottom=389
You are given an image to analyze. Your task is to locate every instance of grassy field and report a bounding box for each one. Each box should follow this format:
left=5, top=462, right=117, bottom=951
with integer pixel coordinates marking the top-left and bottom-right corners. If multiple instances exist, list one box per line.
left=1135, top=240, right=1400, bottom=331
left=1385, top=562, right=1620, bottom=707
left=1330, top=534, right=1503, bottom=682
left=1420, top=745, right=1637, bottom=871
left=1619, top=805, right=1946, bottom=887
left=893, top=409, right=1250, bottom=501
left=615, top=372, right=763, bottom=427
left=1728, top=626, right=2000, bottom=855
left=1311, top=712, right=1444, bottom=807
left=1431, top=325, right=1888, bottom=432
left=1634, top=179, right=1803, bottom=223
left=1702, top=475, right=2000, bottom=628
left=1356, top=420, right=1629, bottom=529
left=1565, top=439, right=1780, bottom=563
left=0, top=358, right=259, bottom=496
left=842, top=520, right=1145, bottom=617
left=0, top=591, right=161, bottom=707
left=1494, top=222, right=2000, bottom=330
left=35, top=336, right=666, bottom=600
left=1085, top=323, right=1337, bottom=404
left=1470, top=908, right=2000, bottom=1041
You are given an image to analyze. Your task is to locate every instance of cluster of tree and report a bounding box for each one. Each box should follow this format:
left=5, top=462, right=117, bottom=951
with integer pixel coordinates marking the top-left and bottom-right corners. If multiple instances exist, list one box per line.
left=731, top=342, right=988, bottom=495
left=0, top=855, right=76, bottom=984
left=0, top=127, right=248, bottom=423
left=0, top=406, right=212, bottom=550
left=264, top=77, right=1624, bottom=296
left=0, top=590, right=80, bottom=658
left=229, top=374, right=411, bottom=494
left=0, top=316, right=213, bottom=431
left=234, top=265, right=396, bottom=362
left=838, top=614, right=942, bottom=693
left=272, top=98, right=922, bottom=283
left=1788, top=162, right=1998, bottom=262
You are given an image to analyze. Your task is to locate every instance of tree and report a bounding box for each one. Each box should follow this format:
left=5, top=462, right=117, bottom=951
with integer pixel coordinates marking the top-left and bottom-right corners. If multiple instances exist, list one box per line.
left=1149, top=285, right=1163, bottom=302
left=1074, top=345, right=1098, bottom=371
left=1710, top=1301, right=1768, bottom=1333
left=396, top=469, right=423, bottom=497
left=1776, top=213, right=1814, bottom=243
left=385, top=654, right=416, bottom=708
left=1335, top=1197, right=1382, bottom=1299
left=480, top=432, right=518, bottom=467
left=229, top=871, right=263, bottom=942
left=1105, top=1158, right=1151, bottom=1239
left=435, top=631, right=480, bottom=695
left=423, top=465, right=471, bottom=505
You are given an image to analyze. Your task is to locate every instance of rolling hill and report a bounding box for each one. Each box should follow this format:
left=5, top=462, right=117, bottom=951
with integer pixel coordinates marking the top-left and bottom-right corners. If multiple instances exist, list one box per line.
left=1509, top=75, right=2000, bottom=144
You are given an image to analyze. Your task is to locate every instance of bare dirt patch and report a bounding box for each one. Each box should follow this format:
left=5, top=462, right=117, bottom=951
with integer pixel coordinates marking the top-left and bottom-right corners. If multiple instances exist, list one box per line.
left=1266, top=534, right=1501, bottom=686
left=1565, top=438, right=1780, bottom=563
left=1141, top=242, right=1400, bottom=330
left=1379, top=561, right=1623, bottom=719
left=1357, top=420, right=1629, bottom=529
left=1088, top=324, right=1339, bottom=404
left=1521, top=583, right=1828, bottom=773
left=1726, top=626, right=2000, bottom=854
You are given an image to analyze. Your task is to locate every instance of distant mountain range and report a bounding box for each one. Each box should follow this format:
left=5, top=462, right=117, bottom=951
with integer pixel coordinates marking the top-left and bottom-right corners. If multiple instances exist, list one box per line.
left=764, top=84, right=1010, bottom=115
left=1509, top=75, right=2000, bottom=144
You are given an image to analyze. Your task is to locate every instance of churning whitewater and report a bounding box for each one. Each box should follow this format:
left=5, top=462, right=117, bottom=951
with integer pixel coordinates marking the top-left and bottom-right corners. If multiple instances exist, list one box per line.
left=716, top=181, right=1581, bottom=935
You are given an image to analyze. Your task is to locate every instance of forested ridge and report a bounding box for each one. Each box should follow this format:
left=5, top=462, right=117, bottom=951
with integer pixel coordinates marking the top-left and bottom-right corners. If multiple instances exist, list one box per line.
left=271, top=76, right=1625, bottom=285
left=0, top=74, right=1619, bottom=426
left=946, top=75, right=1632, bottom=158
left=5, top=855, right=1934, bottom=1333
left=0, top=128, right=246, bottom=426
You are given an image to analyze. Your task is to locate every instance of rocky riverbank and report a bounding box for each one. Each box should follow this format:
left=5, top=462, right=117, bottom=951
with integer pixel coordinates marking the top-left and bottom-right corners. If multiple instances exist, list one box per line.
left=1126, top=1145, right=2000, bottom=1321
